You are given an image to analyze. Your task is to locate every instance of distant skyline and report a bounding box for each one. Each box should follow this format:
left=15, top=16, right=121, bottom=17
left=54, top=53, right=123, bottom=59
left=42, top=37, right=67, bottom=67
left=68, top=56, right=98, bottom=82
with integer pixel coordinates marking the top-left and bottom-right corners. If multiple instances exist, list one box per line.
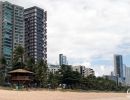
left=2, top=0, right=130, bottom=76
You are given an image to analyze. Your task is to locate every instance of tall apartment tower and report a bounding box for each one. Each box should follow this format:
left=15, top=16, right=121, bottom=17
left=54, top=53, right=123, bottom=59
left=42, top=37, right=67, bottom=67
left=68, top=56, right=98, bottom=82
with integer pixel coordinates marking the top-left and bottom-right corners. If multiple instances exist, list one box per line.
left=59, top=54, right=68, bottom=66
left=0, top=1, right=24, bottom=66
left=24, top=7, right=47, bottom=63
left=13, top=4, right=24, bottom=49
left=114, top=54, right=123, bottom=78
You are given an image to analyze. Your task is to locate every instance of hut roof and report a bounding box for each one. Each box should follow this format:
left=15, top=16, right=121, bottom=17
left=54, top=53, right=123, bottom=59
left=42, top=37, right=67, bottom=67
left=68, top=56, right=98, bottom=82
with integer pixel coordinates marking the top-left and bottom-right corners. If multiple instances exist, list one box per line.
left=8, top=69, right=33, bottom=74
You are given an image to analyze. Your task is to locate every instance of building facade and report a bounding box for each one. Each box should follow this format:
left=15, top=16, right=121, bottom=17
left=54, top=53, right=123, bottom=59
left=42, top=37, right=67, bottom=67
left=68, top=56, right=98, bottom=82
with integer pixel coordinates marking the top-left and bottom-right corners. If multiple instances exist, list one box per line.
left=72, top=65, right=85, bottom=75
left=85, top=68, right=95, bottom=77
left=72, top=65, right=95, bottom=77
left=48, top=65, right=60, bottom=74
left=114, top=54, right=123, bottom=78
left=59, top=54, right=68, bottom=65
left=24, top=6, right=47, bottom=62
left=124, top=66, right=130, bottom=86
left=0, top=1, right=24, bottom=66
left=13, top=4, right=24, bottom=50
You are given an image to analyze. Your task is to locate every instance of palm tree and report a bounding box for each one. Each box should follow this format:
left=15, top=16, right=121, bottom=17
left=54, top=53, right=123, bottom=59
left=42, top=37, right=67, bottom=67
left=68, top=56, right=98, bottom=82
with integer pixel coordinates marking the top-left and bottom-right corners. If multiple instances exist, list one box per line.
left=13, top=45, right=24, bottom=69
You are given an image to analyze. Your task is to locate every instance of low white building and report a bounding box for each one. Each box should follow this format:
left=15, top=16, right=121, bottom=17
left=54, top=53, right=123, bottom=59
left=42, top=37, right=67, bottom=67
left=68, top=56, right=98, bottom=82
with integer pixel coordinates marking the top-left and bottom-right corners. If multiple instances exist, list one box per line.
left=48, top=65, right=95, bottom=77
left=72, top=65, right=95, bottom=77
left=85, top=68, right=95, bottom=77
left=48, top=65, right=60, bottom=74
left=72, top=65, right=85, bottom=75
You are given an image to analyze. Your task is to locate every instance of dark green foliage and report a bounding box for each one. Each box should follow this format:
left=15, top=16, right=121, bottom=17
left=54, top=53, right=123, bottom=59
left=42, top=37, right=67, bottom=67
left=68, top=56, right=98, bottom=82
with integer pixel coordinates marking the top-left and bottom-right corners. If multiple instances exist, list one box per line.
left=62, top=70, right=81, bottom=89
left=25, top=57, right=35, bottom=71
left=0, top=57, right=7, bottom=85
left=13, top=45, right=25, bottom=69
left=80, top=76, right=117, bottom=91
left=47, top=72, right=60, bottom=89
left=33, top=59, right=48, bottom=87
left=12, top=62, right=26, bottom=70
left=54, top=65, right=127, bottom=91
left=0, top=72, right=4, bottom=85
left=0, top=56, right=7, bottom=68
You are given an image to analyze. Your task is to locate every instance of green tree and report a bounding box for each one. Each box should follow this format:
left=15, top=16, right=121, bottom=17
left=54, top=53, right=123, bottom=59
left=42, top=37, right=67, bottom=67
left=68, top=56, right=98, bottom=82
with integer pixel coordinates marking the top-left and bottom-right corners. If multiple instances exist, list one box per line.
left=13, top=45, right=25, bottom=69
left=60, top=64, right=72, bottom=74
left=0, top=56, right=7, bottom=69
left=33, top=59, right=48, bottom=87
left=80, top=76, right=118, bottom=91
left=47, top=72, right=59, bottom=89
left=60, top=65, right=82, bottom=89
left=0, top=56, right=7, bottom=85
left=0, top=72, right=4, bottom=85
left=25, top=57, right=35, bottom=71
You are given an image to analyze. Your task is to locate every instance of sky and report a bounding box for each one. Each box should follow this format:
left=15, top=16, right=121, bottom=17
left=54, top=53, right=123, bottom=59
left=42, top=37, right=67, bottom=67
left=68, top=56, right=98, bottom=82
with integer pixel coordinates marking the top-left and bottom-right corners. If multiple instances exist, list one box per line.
left=2, top=0, right=130, bottom=76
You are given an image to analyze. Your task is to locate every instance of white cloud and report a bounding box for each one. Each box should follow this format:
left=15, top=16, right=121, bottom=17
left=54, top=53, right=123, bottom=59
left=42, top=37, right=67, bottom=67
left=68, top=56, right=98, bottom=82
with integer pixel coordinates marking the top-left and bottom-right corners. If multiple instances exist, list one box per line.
left=93, top=65, right=114, bottom=76
left=74, top=62, right=113, bottom=76
left=2, top=0, right=130, bottom=76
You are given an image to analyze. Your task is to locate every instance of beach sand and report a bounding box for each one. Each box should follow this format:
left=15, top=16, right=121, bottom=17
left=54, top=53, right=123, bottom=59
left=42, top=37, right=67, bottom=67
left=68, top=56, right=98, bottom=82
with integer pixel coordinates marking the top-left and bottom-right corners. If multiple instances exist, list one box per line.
left=0, top=89, right=129, bottom=100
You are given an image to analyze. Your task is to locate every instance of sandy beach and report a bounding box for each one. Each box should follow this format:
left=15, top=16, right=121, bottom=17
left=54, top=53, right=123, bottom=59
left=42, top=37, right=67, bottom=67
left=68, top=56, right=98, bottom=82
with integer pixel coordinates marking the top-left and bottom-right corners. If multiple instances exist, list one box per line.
left=0, top=89, right=129, bottom=100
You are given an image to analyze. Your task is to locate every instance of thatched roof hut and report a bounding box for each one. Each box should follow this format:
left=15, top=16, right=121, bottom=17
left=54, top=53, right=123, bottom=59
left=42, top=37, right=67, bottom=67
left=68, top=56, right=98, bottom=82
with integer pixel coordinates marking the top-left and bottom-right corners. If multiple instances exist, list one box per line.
left=8, top=69, right=33, bottom=74
left=8, top=69, right=33, bottom=85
